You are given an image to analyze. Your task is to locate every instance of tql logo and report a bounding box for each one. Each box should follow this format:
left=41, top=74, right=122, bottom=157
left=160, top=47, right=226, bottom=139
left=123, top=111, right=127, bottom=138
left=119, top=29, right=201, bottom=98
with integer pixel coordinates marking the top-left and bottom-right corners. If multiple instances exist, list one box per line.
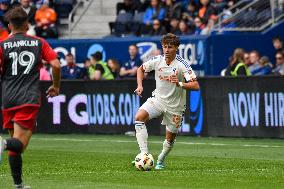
left=189, top=90, right=203, bottom=135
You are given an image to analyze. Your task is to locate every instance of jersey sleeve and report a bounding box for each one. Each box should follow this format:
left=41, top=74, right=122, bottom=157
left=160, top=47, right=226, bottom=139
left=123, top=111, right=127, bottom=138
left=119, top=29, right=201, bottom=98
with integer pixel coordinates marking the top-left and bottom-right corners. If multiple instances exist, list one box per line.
left=142, top=56, right=160, bottom=72
left=41, top=39, right=58, bottom=62
left=181, top=64, right=197, bottom=82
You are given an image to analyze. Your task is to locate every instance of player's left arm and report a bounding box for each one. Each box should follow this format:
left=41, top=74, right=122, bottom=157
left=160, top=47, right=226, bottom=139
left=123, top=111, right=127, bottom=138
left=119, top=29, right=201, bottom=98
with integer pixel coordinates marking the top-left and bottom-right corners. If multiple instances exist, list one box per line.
left=181, top=79, right=199, bottom=90
left=181, top=67, right=199, bottom=90
left=170, top=66, right=199, bottom=90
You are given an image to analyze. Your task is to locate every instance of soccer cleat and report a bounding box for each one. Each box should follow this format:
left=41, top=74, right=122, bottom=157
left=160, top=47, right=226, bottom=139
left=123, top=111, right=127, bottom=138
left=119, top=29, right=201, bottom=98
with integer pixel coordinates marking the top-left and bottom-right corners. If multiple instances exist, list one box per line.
left=131, top=160, right=135, bottom=166
left=15, top=184, right=31, bottom=189
left=155, top=162, right=165, bottom=170
left=0, top=136, right=4, bottom=164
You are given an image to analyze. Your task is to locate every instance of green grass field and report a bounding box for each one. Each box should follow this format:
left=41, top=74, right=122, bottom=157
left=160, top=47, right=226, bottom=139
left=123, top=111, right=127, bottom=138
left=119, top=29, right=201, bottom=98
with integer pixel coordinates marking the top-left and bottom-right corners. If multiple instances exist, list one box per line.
left=0, top=134, right=284, bottom=189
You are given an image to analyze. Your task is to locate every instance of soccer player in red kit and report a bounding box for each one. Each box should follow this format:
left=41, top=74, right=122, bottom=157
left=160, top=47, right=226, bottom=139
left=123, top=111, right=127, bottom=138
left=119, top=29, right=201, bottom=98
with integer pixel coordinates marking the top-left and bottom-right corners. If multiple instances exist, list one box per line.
left=0, top=7, right=61, bottom=189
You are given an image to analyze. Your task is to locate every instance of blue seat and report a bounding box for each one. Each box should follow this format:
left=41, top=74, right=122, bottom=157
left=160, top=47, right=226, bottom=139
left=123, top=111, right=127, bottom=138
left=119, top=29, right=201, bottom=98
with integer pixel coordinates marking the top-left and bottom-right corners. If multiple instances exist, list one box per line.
left=54, top=0, right=76, bottom=18
left=109, top=12, right=133, bottom=36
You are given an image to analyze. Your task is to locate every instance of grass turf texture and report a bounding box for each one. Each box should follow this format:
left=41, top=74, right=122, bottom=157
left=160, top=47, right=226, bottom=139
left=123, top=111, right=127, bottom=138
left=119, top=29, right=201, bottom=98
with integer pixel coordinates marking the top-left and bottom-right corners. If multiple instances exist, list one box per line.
left=0, top=134, right=284, bottom=189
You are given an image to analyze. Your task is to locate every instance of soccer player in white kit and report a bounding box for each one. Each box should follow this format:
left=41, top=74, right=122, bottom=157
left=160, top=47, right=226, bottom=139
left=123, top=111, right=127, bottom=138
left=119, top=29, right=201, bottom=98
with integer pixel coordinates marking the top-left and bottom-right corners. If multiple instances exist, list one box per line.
left=134, top=33, right=200, bottom=170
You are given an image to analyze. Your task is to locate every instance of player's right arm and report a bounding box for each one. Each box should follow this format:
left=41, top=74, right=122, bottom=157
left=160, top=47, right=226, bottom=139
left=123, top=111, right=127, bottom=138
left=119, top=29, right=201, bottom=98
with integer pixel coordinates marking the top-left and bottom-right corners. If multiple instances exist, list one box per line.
left=134, top=65, right=145, bottom=97
left=47, top=58, right=61, bottom=97
left=40, top=38, right=61, bottom=97
left=134, top=56, right=159, bottom=97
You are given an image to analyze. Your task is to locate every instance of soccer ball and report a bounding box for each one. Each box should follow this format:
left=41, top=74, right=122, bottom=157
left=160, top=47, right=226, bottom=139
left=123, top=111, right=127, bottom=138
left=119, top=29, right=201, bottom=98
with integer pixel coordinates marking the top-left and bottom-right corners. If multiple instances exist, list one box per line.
left=134, top=153, right=154, bottom=171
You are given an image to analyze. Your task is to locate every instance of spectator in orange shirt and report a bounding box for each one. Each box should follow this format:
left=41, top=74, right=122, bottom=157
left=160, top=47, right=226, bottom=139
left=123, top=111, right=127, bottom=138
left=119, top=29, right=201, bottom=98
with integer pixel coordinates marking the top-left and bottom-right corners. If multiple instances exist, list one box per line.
left=198, top=0, right=216, bottom=23
left=0, top=26, right=8, bottom=40
left=35, top=2, right=58, bottom=38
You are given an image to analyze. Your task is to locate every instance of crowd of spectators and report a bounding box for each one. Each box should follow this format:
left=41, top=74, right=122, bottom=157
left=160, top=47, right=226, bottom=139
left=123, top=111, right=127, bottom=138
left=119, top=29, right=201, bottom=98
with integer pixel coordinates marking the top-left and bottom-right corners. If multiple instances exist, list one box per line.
left=0, top=0, right=76, bottom=39
left=222, top=36, right=284, bottom=76
left=45, top=44, right=145, bottom=81
left=110, top=0, right=242, bottom=37
left=40, top=35, right=284, bottom=81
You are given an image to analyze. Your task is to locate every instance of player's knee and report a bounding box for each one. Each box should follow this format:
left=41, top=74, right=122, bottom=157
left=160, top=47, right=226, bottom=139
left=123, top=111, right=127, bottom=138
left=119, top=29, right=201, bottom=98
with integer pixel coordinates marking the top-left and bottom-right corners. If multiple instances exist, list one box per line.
left=135, top=113, right=145, bottom=122
left=12, top=138, right=24, bottom=153
left=135, top=109, right=149, bottom=122
left=135, top=113, right=147, bottom=122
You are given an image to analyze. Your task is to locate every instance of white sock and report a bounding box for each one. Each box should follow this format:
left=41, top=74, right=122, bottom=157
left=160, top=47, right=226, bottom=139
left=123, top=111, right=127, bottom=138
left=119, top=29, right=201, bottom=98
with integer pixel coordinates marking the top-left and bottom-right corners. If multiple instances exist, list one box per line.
left=135, top=121, right=148, bottom=153
left=157, top=140, right=175, bottom=163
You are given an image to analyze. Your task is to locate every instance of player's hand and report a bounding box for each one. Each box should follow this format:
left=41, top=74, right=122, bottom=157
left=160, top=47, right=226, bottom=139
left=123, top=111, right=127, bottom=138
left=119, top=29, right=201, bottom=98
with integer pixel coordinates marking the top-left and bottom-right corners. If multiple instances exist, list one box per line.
left=169, top=71, right=179, bottom=85
left=46, top=85, right=60, bottom=98
left=134, top=86, right=143, bottom=97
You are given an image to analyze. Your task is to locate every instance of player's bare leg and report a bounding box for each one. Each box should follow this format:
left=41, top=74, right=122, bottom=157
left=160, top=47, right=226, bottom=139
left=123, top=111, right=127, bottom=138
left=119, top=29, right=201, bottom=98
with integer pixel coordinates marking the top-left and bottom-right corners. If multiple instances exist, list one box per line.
left=1, top=123, right=32, bottom=189
left=155, top=130, right=177, bottom=170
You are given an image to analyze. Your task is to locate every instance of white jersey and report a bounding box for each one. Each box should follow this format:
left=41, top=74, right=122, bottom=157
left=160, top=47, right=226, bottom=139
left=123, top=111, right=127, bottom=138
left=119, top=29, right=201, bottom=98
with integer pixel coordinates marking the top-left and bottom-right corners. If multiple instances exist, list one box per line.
left=142, top=55, right=197, bottom=114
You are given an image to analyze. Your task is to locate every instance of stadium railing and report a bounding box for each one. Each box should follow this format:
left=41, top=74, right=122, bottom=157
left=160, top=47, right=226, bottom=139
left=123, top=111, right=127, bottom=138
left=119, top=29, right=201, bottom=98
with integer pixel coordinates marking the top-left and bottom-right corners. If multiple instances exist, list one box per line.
left=213, top=0, right=284, bottom=32
left=68, top=0, right=92, bottom=38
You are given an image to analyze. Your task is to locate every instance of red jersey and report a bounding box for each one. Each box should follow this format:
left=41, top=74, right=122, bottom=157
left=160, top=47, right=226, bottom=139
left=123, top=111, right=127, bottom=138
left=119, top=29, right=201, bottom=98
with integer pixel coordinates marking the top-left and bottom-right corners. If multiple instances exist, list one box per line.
left=0, top=33, right=57, bottom=109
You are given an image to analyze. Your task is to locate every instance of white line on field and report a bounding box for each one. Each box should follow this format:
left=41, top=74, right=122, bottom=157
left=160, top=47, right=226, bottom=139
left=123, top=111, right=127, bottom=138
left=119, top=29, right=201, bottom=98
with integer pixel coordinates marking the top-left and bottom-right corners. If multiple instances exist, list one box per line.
left=30, top=137, right=284, bottom=148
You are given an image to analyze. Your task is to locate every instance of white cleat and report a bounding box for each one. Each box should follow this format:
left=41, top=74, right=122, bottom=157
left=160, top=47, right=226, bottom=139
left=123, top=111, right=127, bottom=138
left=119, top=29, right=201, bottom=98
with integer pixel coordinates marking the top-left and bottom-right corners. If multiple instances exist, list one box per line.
left=15, top=184, right=31, bottom=189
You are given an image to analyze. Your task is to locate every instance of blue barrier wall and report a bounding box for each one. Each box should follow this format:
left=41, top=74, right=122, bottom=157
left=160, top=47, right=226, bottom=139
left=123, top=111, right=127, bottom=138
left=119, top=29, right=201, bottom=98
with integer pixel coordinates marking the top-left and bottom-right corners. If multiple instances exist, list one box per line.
left=48, top=21, right=284, bottom=75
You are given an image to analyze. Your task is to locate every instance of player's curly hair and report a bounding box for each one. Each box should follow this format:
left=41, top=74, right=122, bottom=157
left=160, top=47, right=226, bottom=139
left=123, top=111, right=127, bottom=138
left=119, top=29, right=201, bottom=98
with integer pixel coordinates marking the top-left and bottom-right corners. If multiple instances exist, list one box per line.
left=4, top=6, right=28, bottom=30
left=161, top=33, right=180, bottom=47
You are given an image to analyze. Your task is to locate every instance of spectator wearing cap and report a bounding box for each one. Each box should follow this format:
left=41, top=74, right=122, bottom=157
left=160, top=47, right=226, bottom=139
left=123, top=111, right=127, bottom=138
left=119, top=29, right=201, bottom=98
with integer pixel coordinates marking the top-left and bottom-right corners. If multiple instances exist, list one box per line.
left=273, top=51, right=284, bottom=75
left=89, top=51, right=114, bottom=80
left=120, top=44, right=142, bottom=78
left=61, top=53, right=84, bottom=79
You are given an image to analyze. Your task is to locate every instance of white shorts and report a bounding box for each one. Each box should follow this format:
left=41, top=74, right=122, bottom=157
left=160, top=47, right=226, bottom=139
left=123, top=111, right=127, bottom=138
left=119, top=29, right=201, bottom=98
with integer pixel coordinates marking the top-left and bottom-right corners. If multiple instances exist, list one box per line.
left=139, top=97, right=183, bottom=133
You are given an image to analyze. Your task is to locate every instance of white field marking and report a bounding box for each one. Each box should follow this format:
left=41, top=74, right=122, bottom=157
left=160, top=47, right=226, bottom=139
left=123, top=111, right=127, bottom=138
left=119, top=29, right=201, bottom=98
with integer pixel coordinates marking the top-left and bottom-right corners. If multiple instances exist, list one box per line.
left=0, top=167, right=270, bottom=177
left=30, top=137, right=284, bottom=148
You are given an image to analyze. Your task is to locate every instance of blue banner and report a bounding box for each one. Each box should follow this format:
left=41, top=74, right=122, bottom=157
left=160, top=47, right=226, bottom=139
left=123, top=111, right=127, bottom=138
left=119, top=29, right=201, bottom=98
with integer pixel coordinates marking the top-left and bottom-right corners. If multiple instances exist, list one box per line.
left=48, top=36, right=210, bottom=76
